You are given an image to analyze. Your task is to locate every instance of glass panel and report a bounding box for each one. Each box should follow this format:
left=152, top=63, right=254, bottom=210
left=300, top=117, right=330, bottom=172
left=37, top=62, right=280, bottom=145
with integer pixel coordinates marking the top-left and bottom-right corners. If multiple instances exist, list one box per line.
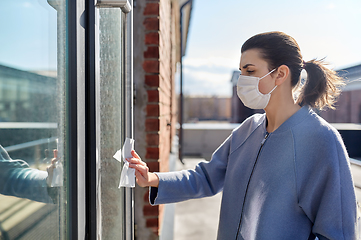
left=96, top=8, right=124, bottom=239
left=0, top=1, right=67, bottom=239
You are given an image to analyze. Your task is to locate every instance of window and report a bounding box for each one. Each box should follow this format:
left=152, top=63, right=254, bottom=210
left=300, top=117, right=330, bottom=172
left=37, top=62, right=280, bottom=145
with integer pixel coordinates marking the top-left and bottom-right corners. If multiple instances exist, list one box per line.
left=0, top=1, right=66, bottom=239
left=0, top=1, right=134, bottom=239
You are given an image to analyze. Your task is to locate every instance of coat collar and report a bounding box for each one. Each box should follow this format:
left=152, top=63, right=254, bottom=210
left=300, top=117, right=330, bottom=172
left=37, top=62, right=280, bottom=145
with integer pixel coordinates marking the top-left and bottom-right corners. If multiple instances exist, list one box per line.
left=263, top=105, right=313, bottom=134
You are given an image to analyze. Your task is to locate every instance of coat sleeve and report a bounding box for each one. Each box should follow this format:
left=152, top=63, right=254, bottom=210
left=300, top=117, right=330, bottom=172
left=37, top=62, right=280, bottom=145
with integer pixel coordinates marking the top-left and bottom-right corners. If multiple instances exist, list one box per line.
left=0, top=145, right=55, bottom=204
left=296, top=130, right=357, bottom=240
left=150, top=133, right=232, bottom=205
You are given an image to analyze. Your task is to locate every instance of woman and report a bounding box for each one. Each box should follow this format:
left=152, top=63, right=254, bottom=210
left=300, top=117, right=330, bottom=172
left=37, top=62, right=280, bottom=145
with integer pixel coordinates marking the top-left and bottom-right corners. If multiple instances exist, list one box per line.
left=129, top=31, right=357, bottom=239
left=0, top=144, right=58, bottom=203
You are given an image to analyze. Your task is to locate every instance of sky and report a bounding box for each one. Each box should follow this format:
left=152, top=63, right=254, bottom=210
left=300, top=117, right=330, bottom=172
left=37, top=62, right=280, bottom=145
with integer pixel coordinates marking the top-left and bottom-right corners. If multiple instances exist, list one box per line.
left=0, top=1, right=57, bottom=71
left=0, top=0, right=360, bottom=98
left=181, top=0, right=361, bottom=97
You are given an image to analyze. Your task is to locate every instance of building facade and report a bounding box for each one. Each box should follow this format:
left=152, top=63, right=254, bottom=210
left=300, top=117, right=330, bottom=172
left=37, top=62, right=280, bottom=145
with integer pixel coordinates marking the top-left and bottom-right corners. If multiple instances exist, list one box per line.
left=319, top=64, right=361, bottom=123
left=183, top=96, right=231, bottom=122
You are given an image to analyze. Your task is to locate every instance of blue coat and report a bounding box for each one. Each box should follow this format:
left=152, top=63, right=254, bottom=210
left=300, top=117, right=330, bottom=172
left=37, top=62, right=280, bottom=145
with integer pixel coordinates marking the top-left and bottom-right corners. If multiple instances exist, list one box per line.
left=150, top=106, right=357, bottom=239
left=0, top=145, right=54, bottom=203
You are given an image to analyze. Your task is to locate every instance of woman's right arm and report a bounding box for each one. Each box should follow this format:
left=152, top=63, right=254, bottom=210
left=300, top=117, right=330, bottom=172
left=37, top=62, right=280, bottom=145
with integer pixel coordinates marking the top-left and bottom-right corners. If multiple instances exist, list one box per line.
left=128, top=133, right=232, bottom=205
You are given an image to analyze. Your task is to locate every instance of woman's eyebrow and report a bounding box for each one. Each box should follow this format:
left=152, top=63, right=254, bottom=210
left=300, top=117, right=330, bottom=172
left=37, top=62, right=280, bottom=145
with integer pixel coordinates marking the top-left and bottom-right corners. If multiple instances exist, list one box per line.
left=241, top=64, right=255, bottom=69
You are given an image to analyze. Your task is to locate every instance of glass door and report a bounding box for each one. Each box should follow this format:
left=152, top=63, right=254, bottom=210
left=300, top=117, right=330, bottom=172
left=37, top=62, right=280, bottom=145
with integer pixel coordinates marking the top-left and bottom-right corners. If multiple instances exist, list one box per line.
left=0, top=0, right=134, bottom=239
left=0, top=1, right=67, bottom=239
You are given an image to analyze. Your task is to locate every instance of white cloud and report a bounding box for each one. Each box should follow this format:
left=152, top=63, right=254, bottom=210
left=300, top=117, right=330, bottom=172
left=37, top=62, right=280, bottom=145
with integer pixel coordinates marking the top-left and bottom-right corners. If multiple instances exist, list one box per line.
left=178, top=64, right=234, bottom=97
left=176, top=56, right=238, bottom=97
left=183, top=68, right=232, bottom=84
left=327, top=3, right=336, bottom=9
left=182, top=80, right=232, bottom=97
left=22, top=2, right=32, bottom=8
left=183, top=57, right=239, bottom=70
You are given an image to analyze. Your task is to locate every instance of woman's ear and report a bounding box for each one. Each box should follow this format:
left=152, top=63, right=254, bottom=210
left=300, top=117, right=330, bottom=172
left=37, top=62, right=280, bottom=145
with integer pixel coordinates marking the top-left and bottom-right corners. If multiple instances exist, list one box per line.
left=275, top=65, right=290, bottom=86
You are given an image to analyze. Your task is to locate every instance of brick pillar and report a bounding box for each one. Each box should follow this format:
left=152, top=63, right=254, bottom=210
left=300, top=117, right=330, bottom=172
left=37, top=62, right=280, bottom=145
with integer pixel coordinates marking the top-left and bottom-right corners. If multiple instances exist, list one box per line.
left=141, top=0, right=174, bottom=236
left=133, top=0, right=179, bottom=238
left=142, top=1, right=161, bottom=236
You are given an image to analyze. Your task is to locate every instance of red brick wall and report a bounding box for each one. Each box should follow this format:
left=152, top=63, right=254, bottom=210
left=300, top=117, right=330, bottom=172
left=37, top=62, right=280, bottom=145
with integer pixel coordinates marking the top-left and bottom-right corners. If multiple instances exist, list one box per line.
left=140, top=0, right=179, bottom=237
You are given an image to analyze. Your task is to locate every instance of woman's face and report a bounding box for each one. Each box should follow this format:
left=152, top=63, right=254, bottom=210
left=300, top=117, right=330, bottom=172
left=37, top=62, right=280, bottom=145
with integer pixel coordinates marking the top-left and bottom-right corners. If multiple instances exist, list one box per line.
left=239, top=49, right=276, bottom=95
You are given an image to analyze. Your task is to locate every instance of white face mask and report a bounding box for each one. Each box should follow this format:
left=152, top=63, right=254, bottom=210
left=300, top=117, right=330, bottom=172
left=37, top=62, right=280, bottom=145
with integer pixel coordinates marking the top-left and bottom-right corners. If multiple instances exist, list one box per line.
left=237, top=69, right=277, bottom=109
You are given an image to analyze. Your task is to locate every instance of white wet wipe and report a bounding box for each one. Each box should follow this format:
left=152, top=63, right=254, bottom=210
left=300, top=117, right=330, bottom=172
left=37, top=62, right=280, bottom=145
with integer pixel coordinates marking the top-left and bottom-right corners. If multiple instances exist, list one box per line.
left=113, top=138, right=135, bottom=188
left=51, top=161, right=63, bottom=187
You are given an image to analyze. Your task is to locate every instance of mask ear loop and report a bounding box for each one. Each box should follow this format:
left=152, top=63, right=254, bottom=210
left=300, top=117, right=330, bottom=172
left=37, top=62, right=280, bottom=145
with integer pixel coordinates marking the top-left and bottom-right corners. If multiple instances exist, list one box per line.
left=259, top=68, right=277, bottom=95
left=259, top=68, right=277, bottom=80
left=268, top=85, right=278, bottom=94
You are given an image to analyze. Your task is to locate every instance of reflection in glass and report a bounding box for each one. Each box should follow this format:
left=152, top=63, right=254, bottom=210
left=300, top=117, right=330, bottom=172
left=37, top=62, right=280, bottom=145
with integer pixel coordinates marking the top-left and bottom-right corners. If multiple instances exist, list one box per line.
left=0, top=0, right=66, bottom=239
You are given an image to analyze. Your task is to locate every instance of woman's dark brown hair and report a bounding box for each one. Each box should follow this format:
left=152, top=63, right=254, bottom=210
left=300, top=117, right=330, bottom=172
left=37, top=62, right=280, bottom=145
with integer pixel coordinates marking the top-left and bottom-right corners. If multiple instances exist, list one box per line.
left=241, top=31, right=344, bottom=110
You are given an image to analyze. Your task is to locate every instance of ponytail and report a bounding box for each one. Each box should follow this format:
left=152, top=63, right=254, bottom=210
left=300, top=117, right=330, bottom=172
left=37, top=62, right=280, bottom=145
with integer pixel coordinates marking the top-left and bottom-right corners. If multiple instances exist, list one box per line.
left=298, top=59, right=344, bottom=110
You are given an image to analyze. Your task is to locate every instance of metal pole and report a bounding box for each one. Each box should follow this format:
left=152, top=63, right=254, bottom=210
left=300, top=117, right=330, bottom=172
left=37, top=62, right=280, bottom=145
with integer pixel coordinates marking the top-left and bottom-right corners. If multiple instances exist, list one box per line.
left=179, top=0, right=192, bottom=164
left=179, top=13, right=184, bottom=163
left=95, top=1, right=133, bottom=239
left=123, top=0, right=134, bottom=238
